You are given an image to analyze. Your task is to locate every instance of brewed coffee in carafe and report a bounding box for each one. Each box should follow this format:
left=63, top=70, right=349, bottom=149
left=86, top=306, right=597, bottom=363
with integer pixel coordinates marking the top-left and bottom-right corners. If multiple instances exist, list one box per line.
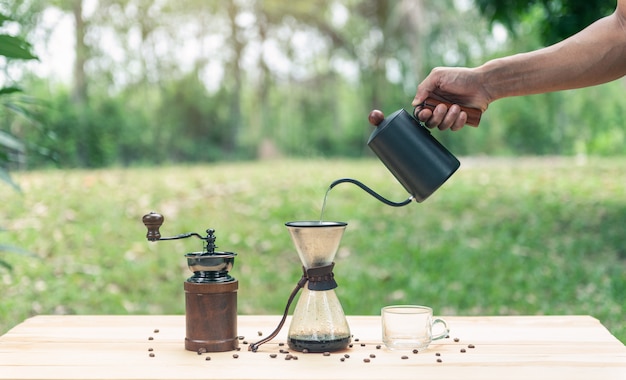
left=286, top=221, right=351, bottom=352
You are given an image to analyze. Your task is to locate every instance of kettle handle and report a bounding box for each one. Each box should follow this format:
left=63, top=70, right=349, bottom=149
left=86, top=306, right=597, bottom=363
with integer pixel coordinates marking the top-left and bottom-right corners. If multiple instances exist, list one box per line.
left=415, top=97, right=482, bottom=127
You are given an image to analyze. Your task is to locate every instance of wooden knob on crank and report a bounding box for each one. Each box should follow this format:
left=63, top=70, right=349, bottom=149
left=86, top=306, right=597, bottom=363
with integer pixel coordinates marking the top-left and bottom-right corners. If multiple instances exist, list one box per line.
left=142, top=212, right=164, bottom=241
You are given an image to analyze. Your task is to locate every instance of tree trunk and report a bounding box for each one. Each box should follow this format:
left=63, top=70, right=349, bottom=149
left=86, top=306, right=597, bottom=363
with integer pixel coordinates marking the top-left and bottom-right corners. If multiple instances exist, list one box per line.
left=72, top=0, right=88, bottom=166
left=226, top=1, right=243, bottom=153
left=72, top=0, right=87, bottom=105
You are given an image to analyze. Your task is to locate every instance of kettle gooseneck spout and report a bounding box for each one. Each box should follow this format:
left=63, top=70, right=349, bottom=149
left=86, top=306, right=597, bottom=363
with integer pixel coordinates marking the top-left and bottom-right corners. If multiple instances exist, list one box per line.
left=329, top=178, right=413, bottom=207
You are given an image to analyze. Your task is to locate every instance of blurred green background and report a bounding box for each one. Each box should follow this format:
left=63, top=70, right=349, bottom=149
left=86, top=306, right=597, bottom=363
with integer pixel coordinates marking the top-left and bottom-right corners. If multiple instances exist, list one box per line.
left=0, top=0, right=624, bottom=344
left=1, top=159, right=624, bottom=343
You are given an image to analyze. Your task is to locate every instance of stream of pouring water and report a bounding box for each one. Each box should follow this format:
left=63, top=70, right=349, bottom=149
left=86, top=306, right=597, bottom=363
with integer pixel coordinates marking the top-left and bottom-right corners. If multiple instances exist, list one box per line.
left=319, top=186, right=331, bottom=222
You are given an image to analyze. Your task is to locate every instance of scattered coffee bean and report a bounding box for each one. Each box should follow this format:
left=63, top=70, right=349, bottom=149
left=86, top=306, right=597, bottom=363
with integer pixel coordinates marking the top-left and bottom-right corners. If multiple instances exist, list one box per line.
left=401, top=355, right=409, bottom=360
left=453, top=337, right=460, bottom=342
left=148, top=348, right=153, bottom=352
left=269, top=354, right=277, bottom=358
left=243, top=341, right=248, bottom=345
left=435, top=353, right=441, bottom=356
left=236, top=347, right=241, bottom=351
left=279, top=349, right=289, bottom=354
left=149, top=353, right=155, bottom=357
left=340, top=357, right=345, bottom=362
left=412, top=349, right=419, bottom=354
left=468, top=344, right=475, bottom=349
left=437, top=358, right=442, bottom=363
left=363, top=358, right=370, bottom=363
left=153, top=329, right=159, bottom=333
left=344, top=354, right=350, bottom=358
left=148, top=337, right=154, bottom=340
left=349, top=344, right=353, bottom=348
left=293, top=356, right=299, bottom=360
left=323, top=352, right=331, bottom=356
left=238, top=336, right=244, bottom=340
left=369, top=354, right=376, bottom=358
left=232, top=354, right=239, bottom=359
left=257, top=331, right=263, bottom=336
left=445, top=335, right=450, bottom=339
left=376, top=345, right=381, bottom=349
left=361, top=343, right=366, bottom=347
left=197, top=347, right=207, bottom=354
left=205, top=356, right=211, bottom=361
left=285, top=354, right=292, bottom=360
left=278, top=342, right=285, bottom=346
left=460, top=348, right=466, bottom=353
left=354, top=338, right=360, bottom=342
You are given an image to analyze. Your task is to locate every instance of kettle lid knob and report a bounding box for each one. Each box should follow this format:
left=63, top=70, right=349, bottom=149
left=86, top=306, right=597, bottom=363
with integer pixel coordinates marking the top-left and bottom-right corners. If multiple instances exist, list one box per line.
left=368, top=109, right=385, bottom=126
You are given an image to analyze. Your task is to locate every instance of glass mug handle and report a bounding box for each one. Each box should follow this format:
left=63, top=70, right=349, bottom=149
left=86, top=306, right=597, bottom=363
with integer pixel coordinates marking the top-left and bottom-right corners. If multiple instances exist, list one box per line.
left=431, top=318, right=450, bottom=341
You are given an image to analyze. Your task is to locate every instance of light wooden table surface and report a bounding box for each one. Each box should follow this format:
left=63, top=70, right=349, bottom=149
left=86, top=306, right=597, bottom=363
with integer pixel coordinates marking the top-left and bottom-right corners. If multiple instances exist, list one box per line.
left=0, top=315, right=625, bottom=379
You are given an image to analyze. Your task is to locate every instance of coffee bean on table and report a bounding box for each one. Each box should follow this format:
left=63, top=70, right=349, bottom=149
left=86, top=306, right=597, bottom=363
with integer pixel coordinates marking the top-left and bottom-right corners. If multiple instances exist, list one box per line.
left=363, top=358, right=370, bottom=363
left=468, top=344, right=475, bottom=348
left=269, top=354, right=277, bottom=358
left=205, top=356, right=211, bottom=361
left=460, top=348, right=466, bottom=353
left=401, top=355, right=409, bottom=360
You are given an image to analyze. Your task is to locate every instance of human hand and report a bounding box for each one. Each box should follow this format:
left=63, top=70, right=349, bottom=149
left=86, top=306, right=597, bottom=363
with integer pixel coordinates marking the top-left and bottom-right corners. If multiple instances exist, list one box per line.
left=412, top=67, right=490, bottom=131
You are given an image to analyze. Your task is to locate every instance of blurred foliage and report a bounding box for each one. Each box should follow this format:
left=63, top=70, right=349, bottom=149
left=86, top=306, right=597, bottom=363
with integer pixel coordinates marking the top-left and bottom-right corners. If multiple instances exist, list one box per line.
left=0, top=0, right=624, bottom=167
left=0, top=10, right=39, bottom=269
left=475, top=0, right=616, bottom=44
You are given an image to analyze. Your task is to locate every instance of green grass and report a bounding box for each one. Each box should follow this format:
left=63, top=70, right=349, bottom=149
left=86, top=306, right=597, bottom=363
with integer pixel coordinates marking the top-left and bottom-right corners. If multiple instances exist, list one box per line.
left=1, top=158, right=624, bottom=343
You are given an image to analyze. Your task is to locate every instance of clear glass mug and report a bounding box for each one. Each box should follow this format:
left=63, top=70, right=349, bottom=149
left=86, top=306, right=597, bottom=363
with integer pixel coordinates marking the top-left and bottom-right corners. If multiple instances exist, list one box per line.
left=381, top=305, right=449, bottom=350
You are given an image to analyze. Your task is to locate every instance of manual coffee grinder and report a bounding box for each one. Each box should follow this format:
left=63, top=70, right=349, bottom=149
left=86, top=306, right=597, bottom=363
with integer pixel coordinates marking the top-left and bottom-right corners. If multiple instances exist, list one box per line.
left=249, top=221, right=350, bottom=353
left=142, top=211, right=238, bottom=352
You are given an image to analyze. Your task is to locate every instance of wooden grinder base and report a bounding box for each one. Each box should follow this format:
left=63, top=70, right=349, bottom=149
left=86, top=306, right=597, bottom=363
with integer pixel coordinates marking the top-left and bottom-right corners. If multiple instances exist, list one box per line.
left=184, top=280, right=239, bottom=352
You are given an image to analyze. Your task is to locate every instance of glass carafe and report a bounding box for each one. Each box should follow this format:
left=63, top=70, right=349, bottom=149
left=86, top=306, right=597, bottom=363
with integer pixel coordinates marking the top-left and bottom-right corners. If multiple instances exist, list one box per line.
left=285, top=221, right=351, bottom=352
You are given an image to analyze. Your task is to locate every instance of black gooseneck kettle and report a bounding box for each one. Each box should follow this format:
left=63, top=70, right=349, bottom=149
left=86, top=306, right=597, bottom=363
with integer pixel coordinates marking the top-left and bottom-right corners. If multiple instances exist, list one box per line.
left=329, top=99, right=481, bottom=205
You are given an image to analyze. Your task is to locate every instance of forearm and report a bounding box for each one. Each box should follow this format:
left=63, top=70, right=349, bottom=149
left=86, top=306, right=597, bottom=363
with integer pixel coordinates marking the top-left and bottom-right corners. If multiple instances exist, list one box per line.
left=479, top=10, right=626, bottom=101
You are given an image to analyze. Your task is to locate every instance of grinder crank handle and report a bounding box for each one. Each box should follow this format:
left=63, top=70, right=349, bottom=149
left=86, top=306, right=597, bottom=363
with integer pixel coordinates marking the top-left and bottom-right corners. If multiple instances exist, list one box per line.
left=142, top=212, right=164, bottom=241
left=415, top=97, right=482, bottom=127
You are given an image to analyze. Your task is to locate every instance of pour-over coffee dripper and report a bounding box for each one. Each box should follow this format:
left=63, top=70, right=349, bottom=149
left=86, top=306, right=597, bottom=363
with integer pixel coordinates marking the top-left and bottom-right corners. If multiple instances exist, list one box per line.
left=285, top=221, right=351, bottom=352
left=249, top=221, right=350, bottom=353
